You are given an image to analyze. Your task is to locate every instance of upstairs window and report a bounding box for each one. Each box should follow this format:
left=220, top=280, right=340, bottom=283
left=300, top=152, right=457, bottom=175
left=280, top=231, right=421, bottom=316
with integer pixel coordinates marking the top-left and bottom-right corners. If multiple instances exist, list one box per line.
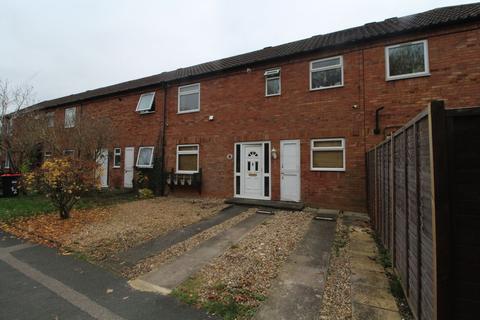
left=386, top=40, right=429, bottom=80
left=311, top=138, right=345, bottom=171
left=136, top=92, right=155, bottom=113
left=265, top=68, right=281, bottom=96
left=46, top=112, right=55, bottom=128
left=136, top=147, right=154, bottom=168
left=178, top=84, right=200, bottom=113
left=176, top=144, right=199, bottom=173
left=310, top=56, right=343, bottom=90
left=64, top=107, right=76, bottom=128
left=113, top=148, right=121, bottom=168
left=4, top=154, right=10, bottom=169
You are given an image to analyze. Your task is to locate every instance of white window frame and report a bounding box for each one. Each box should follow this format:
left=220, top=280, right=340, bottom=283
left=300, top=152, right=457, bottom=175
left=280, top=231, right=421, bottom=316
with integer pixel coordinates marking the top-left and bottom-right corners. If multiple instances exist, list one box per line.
left=176, top=144, right=199, bottom=174
left=64, top=107, right=76, bottom=128
left=310, top=138, right=346, bottom=172
left=113, top=148, right=121, bottom=168
left=4, top=154, right=10, bottom=169
left=135, top=92, right=155, bottom=113
left=63, top=149, right=75, bottom=157
left=264, top=68, right=281, bottom=97
left=136, top=146, right=154, bottom=168
left=385, top=40, right=430, bottom=81
left=310, top=56, right=344, bottom=91
left=46, top=112, right=55, bottom=128
left=178, top=83, right=200, bottom=114
left=44, top=151, right=52, bottom=159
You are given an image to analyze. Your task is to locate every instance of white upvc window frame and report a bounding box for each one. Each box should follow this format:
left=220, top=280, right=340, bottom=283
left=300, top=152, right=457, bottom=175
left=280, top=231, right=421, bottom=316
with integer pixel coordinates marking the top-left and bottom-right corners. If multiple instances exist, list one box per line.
left=385, top=40, right=430, bottom=81
left=135, top=92, right=155, bottom=113
left=310, top=55, right=344, bottom=91
left=63, top=149, right=75, bottom=157
left=113, top=148, right=121, bottom=168
left=178, top=83, right=200, bottom=114
left=264, top=68, right=281, bottom=97
left=176, top=144, right=199, bottom=174
left=136, top=146, right=154, bottom=168
left=310, top=138, right=346, bottom=172
left=64, top=107, right=76, bottom=128
left=46, top=112, right=55, bottom=128
left=44, top=151, right=52, bottom=158
left=4, top=154, right=10, bottom=169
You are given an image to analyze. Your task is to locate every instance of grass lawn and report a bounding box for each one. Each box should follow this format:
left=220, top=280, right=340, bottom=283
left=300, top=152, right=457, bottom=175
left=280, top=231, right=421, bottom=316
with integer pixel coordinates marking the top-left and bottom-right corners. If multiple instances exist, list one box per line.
left=0, top=191, right=137, bottom=222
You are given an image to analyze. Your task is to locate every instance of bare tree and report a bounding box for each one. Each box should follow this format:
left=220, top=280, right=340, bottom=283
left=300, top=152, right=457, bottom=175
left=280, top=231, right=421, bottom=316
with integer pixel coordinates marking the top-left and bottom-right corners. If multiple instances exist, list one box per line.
left=0, top=79, right=35, bottom=171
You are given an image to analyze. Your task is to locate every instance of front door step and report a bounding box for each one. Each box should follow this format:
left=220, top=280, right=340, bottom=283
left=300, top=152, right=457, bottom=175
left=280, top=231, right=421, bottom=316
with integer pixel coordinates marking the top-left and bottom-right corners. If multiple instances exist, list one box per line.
left=129, top=213, right=271, bottom=294
left=225, top=198, right=304, bottom=211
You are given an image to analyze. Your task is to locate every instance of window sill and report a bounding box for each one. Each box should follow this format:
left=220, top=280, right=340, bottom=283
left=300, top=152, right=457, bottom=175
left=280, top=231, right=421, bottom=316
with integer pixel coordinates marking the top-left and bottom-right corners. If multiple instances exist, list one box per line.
left=113, top=166, right=121, bottom=169
left=265, top=93, right=281, bottom=97
left=177, top=109, right=200, bottom=115
left=136, top=110, right=155, bottom=114
left=386, top=72, right=430, bottom=81
left=176, top=171, right=199, bottom=174
left=310, top=84, right=344, bottom=91
left=136, top=165, right=153, bottom=169
left=310, top=168, right=346, bottom=172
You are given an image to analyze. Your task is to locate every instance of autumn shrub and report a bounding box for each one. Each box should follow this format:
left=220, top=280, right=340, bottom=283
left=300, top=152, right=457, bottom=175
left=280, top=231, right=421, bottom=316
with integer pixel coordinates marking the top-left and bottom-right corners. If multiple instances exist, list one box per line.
left=138, top=188, right=154, bottom=199
left=23, top=157, right=99, bottom=219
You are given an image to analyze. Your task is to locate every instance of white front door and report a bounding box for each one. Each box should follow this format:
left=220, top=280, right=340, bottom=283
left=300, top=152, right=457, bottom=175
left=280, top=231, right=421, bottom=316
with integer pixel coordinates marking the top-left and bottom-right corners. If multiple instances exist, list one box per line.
left=97, top=148, right=109, bottom=188
left=281, top=140, right=300, bottom=202
left=243, top=144, right=263, bottom=199
left=124, top=147, right=134, bottom=188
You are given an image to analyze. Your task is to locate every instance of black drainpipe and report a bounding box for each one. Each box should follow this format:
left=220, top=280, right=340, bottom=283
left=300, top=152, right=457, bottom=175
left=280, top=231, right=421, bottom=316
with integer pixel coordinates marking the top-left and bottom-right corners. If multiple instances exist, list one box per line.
left=159, top=82, right=168, bottom=196
left=373, top=107, right=384, bottom=135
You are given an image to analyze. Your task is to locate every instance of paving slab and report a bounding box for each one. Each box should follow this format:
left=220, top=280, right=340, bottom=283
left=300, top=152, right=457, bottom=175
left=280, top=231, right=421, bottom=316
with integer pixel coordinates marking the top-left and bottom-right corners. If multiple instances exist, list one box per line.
left=132, top=213, right=271, bottom=292
left=352, top=283, right=398, bottom=311
left=254, top=218, right=336, bottom=320
left=115, top=205, right=248, bottom=267
left=351, top=269, right=390, bottom=289
left=350, top=253, right=385, bottom=273
left=353, top=302, right=402, bottom=320
left=225, top=197, right=304, bottom=210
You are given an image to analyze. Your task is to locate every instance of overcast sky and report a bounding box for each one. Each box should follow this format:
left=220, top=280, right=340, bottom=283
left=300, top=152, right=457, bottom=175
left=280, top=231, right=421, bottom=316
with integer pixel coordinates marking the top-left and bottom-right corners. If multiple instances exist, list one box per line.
left=0, top=0, right=473, bottom=103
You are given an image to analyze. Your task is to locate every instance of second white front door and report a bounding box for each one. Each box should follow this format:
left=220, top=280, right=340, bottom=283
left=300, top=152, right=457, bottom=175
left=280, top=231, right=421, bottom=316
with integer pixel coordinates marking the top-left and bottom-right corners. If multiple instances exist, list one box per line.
left=280, top=140, right=301, bottom=202
left=124, top=147, right=134, bottom=188
left=243, top=144, right=263, bottom=199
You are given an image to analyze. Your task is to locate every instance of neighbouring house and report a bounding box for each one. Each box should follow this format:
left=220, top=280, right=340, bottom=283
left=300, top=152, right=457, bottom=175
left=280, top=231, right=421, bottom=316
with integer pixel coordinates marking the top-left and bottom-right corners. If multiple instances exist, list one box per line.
left=9, top=3, right=480, bottom=212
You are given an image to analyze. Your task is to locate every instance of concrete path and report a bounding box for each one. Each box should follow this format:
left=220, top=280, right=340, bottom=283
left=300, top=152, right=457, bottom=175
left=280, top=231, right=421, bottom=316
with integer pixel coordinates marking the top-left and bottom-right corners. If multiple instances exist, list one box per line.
left=114, top=205, right=248, bottom=268
left=131, top=213, right=271, bottom=293
left=344, top=211, right=401, bottom=320
left=254, top=211, right=337, bottom=320
left=0, top=231, right=217, bottom=320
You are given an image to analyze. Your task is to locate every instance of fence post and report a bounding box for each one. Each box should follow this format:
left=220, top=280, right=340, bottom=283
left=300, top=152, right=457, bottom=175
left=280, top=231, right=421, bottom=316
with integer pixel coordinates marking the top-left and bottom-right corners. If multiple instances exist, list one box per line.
left=390, top=135, right=396, bottom=266
left=428, top=100, right=450, bottom=320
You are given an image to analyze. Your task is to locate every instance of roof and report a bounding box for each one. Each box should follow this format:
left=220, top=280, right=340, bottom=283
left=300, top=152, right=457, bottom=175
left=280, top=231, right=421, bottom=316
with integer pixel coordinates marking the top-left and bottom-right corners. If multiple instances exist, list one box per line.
left=30, top=2, right=480, bottom=111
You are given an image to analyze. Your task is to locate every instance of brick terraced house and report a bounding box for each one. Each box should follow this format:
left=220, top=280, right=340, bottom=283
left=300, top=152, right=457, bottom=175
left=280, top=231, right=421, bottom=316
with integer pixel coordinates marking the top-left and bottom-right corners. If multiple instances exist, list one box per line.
left=9, top=3, right=480, bottom=212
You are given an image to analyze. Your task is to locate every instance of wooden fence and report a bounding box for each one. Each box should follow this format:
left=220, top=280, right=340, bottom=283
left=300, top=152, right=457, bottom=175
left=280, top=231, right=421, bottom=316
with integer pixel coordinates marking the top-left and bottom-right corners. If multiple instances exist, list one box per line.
left=366, top=100, right=480, bottom=320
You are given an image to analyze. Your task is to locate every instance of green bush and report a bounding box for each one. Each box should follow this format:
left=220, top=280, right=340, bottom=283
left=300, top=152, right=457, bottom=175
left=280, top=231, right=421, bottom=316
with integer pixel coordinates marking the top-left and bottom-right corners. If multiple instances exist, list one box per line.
left=138, top=188, right=154, bottom=199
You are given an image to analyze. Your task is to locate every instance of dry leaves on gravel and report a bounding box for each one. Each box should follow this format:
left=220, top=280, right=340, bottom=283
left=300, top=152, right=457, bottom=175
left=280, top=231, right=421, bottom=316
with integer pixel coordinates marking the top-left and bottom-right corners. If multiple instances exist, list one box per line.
left=174, top=211, right=313, bottom=317
left=125, top=208, right=257, bottom=278
left=64, top=197, right=227, bottom=260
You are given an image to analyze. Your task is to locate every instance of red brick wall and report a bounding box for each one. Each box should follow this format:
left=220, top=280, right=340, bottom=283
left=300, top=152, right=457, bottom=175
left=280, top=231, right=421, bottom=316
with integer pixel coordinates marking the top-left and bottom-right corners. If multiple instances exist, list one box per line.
left=38, top=22, right=480, bottom=212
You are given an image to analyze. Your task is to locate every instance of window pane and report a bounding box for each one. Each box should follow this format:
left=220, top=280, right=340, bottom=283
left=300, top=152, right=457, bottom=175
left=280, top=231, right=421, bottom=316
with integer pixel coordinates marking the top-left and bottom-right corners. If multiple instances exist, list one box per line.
left=389, top=42, right=425, bottom=77
left=137, top=93, right=154, bottom=111
left=65, top=108, right=76, bottom=127
left=312, top=58, right=340, bottom=69
left=313, top=140, right=342, bottom=148
left=178, top=145, right=198, bottom=151
left=313, top=150, right=343, bottom=168
left=266, top=78, right=280, bottom=95
left=312, top=68, right=342, bottom=89
left=179, top=92, right=199, bottom=112
left=178, top=154, right=198, bottom=171
left=179, top=84, right=199, bottom=93
left=138, top=148, right=153, bottom=166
